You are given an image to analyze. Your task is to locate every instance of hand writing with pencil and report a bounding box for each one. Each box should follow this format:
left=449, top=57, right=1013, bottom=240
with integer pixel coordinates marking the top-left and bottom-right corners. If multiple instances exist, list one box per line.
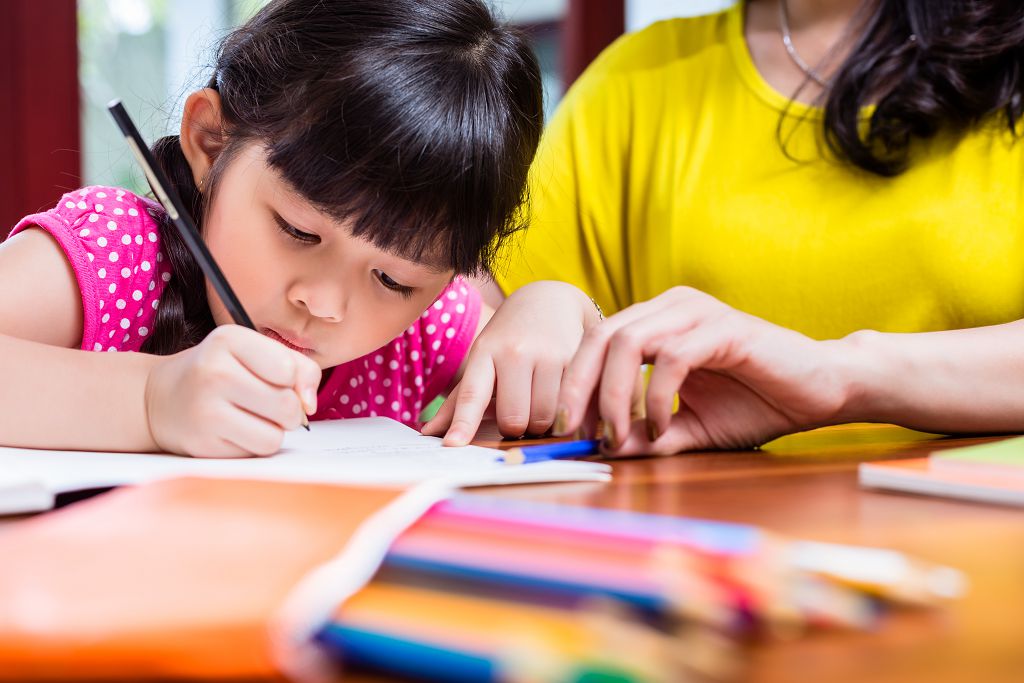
left=146, top=325, right=321, bottom=457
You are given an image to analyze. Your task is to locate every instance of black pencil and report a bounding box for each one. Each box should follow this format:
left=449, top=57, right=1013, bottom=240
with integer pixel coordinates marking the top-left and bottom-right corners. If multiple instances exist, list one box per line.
left=107, top=99, right=310, bottom=431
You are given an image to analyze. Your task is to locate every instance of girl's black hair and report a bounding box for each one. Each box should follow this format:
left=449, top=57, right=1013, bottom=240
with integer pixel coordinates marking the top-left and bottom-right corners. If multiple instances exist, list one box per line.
left=816, top=0, right=1024, bottom=176
left=144, top=0, right=543, bottom=354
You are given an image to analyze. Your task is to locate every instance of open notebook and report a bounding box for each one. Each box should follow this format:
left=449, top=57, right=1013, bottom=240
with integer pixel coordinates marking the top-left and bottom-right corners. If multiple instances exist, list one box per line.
left=0, top=417, right=611, bottom=514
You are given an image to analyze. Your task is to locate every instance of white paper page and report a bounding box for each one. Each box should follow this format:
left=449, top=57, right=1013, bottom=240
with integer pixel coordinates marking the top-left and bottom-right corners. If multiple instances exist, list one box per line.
left=0, top=418, right=610, bottom=497
left=0, top=465, right=54, bottom=515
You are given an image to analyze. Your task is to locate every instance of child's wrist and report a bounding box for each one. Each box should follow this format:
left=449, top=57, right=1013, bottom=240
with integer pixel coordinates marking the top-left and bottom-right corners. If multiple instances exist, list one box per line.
left=564, top=283, right=602, bottom=329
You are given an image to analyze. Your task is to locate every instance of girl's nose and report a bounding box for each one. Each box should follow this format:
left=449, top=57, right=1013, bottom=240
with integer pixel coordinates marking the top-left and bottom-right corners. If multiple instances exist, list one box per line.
left=290, top=282, right=346, bottom=323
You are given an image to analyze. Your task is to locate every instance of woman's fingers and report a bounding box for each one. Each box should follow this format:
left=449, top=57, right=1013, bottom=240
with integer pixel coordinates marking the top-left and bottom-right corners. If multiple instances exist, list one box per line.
left=556, top=292, right=710, bottom=436
left=610, top=408, right=713, bottom=456
left=597, top=326, right=648, bottom=449
left=597, top=310, right=698, bottom=449
left=555, top=302, right=660, bottom=435
left=643, top=324, right=732, bottom=443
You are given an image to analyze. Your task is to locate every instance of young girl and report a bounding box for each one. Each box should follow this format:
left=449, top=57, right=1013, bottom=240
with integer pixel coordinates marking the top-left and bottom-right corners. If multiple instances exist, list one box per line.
left=0, top=0, right=600, bottom=457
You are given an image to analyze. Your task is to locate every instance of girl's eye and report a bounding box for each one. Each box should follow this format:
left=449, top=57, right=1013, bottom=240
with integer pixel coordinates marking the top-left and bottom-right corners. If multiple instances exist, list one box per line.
left=374, top=269, right=415, bottom=299
left=274, top=214, right=320, bottom=244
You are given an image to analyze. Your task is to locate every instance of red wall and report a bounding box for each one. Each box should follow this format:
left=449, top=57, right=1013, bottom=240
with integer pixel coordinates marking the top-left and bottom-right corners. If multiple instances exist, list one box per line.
left=562, top=0, right=625, bottom=88
left=0, top=1, right=80, bottom=238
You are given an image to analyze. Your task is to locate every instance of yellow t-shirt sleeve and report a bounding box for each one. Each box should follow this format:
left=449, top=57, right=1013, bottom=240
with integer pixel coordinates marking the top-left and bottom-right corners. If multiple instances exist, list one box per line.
left=492, top=35, right=636, bottom=315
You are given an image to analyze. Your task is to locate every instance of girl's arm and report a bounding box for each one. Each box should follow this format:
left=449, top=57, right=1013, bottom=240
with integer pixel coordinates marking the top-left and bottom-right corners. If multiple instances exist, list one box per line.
left=422, top=280, right=601, bottom=445
left=0, top=228, right=320, bottom=455
left=0, top=332, right=160, bottom=451
left=0, top=228, right=160, bottom=450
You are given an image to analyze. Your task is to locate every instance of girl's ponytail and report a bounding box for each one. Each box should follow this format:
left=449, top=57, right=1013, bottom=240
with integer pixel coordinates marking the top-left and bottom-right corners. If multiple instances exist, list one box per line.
left=139, top=136, right=215, bottom=355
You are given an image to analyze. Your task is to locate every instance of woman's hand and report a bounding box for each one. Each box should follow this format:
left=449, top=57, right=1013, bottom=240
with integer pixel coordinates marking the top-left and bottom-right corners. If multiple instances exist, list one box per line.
left=145, top=325, right=322, bottom=457
left=556, top=286, right=855, bottom=454
left=422, top=281, right=602, bottom=445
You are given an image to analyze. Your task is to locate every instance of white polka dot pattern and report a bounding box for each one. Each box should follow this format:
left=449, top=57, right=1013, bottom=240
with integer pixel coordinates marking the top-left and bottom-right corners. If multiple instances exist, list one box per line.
left=310, top=277, right=481, bottom=427
left=9, top=186, right=173, bottom=353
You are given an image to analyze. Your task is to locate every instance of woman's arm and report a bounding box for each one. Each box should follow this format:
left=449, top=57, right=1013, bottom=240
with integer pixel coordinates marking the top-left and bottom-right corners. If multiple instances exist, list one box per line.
left=556, top=286, right=1024, bottom=455
left=837, top=322, right=1024, bottom=434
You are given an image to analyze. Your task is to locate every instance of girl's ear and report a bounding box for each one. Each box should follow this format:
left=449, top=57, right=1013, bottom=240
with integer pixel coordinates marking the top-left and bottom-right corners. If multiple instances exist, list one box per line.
left=179, top=88, right=227, bottom=188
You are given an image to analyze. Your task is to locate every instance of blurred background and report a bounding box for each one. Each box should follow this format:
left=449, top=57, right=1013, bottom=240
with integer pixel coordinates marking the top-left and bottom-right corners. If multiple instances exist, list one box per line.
left=1, top=0, right=734, bottom=236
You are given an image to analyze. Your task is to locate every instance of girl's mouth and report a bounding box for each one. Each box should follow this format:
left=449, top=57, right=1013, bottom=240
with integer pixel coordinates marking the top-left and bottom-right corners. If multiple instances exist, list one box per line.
left=262, top=327, right=316, bottom=355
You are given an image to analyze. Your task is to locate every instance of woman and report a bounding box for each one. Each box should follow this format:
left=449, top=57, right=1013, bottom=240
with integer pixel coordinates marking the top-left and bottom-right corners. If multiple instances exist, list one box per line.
left=461, top=0, right=1024, bottom=454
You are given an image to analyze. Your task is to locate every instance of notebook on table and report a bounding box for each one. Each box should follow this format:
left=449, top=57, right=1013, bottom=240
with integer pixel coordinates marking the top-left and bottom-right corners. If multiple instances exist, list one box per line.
left=0, top=417, right=610, bottom=514
left=859, top=436, right=1024, bottom=507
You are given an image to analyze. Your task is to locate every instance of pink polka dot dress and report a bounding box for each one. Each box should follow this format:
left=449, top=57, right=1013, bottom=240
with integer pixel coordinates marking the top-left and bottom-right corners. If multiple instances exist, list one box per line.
left=9, top=186, right=481, bottom=427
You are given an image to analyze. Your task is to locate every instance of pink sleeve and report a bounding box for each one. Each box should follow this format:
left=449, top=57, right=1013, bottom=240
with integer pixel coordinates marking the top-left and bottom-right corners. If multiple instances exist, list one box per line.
left=8, top=186, right=171, bottom=352
left=414, top=277, right=481, bottom=399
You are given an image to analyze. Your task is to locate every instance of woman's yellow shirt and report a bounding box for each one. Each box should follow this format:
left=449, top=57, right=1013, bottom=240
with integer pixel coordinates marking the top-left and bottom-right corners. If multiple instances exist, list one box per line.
left=494, top=3, right=1024, bottom=340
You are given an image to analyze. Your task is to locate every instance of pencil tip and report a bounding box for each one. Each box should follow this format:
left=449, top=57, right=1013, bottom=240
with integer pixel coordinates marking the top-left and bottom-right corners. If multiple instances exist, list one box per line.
left=503, top=448, right=525, bottom=466
left=302, top=416, right=311, bottom=431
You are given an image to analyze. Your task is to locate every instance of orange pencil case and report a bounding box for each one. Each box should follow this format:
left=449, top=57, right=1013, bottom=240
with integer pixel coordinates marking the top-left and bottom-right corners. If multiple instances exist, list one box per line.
left=0, top=476, right=429, bottom=681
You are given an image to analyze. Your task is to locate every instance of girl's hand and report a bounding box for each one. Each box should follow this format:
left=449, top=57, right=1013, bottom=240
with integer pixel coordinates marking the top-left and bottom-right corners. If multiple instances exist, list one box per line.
left=556, top=286, right=854, bottom=454
left=145, top=325, right=322, bottom=457
left=422, top=281, right=601, bottom=445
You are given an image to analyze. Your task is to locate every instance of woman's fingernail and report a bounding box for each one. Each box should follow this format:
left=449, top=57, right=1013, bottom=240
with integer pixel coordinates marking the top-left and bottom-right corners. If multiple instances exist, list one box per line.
left=603, top=422, right=618, bottom=450
left=630, top=399, right=646, bottom=421
left=553, top=406, right=569, bottom=435
left=646, top=419, right=659, bottom=442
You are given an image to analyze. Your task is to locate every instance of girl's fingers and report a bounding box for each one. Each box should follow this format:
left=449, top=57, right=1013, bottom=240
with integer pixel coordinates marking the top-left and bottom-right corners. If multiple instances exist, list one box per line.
left=223, top=325, right=322, bottom=397
left=420, top=391, right=457, bottom=436
left=526, top=359, right=562, bottom=435
left=493, top=355, right=535, bottom=438
left=225, top=370, right=307, bottom=431
left=440, top=355, right=496, bottom=446
left=217, top=405, right=289, bottom=457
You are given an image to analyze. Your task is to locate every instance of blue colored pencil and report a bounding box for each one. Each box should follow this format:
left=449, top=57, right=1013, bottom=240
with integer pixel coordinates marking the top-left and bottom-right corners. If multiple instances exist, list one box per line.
left=502, top=439, right=601, bottom=465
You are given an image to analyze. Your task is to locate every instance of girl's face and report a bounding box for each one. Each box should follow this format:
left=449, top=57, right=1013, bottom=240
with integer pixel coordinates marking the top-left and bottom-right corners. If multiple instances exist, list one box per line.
left=203, top=144, right=455, bottom=369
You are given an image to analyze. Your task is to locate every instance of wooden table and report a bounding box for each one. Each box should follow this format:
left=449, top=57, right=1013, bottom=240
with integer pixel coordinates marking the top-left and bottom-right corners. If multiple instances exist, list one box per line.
left=4, top=425, right=1021, bottom=682
left=468, top=424, right=1024, bottom=683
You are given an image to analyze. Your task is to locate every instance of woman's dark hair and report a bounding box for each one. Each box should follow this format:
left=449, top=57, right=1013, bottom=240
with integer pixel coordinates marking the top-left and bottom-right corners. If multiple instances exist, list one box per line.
left=817, top=0, right=1024, bottom=176
left=143, top=0, right=543, bottom=354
